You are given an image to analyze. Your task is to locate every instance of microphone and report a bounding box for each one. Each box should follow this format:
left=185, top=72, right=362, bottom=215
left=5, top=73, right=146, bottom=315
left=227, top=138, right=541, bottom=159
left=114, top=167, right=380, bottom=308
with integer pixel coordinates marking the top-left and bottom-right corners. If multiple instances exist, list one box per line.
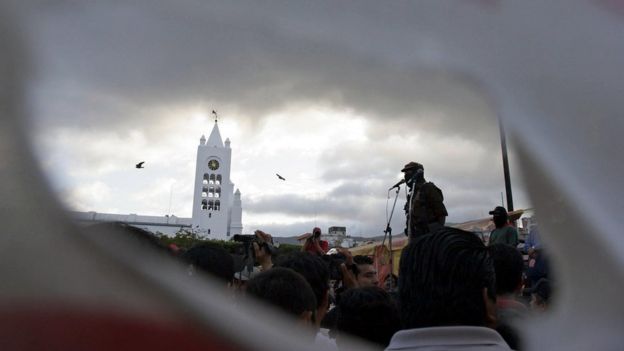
left=389, top=169, right=423, bottom=190
left=389, top=179, right=406, bottom=190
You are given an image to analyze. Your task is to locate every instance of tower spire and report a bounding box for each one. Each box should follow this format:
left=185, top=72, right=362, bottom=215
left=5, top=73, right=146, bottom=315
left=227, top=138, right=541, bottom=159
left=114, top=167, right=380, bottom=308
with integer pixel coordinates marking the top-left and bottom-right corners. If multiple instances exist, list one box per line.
left=206, top=117, right=224, bottom=147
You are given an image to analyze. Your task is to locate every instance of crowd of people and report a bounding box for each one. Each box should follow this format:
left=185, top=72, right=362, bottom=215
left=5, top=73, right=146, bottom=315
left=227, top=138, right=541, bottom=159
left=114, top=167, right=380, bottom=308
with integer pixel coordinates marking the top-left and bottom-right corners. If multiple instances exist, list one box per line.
left=102, top=223, right=549, bottom=350
left=92, top=161, right=553, bottom=350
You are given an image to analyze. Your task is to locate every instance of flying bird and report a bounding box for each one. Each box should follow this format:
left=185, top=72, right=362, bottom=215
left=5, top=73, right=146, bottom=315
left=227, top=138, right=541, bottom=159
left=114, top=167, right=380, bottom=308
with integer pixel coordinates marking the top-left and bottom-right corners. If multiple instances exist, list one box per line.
left=276, top=173, right=286, bottom=181
left=136, top=161, right=145, bottom=169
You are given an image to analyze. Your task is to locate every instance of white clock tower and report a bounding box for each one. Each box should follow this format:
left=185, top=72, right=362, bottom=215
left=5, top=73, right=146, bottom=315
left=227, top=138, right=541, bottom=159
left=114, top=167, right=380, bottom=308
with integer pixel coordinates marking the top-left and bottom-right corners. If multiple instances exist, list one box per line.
left=191, top=120, right=243, bottom=239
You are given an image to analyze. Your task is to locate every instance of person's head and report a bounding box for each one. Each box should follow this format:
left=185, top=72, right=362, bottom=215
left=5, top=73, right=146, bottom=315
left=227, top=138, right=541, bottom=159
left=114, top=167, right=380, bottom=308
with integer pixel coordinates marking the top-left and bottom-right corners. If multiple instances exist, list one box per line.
left=246, top=267, right=316, bottom=325
left=401, top=161, right=424, bottom=184
left=181, top=244, right=235, bottom=285
left=252, top=242, right=271, bottom=261
left=252, top=230, right=276, bottom=264
left=351, top=255, right=379, bottom=288
left=489, top=244, right=524, bottom=296
left=489, top=206, right=509, bottom=228
left=275, top=252, right=330, bottom=326
left=530, top=278, right=552, bottom=312
left=312, top=227, right=322, bottom=238
left=399, top=227, right=496, bottom=329
left=335, top=287, right=401, bottom=348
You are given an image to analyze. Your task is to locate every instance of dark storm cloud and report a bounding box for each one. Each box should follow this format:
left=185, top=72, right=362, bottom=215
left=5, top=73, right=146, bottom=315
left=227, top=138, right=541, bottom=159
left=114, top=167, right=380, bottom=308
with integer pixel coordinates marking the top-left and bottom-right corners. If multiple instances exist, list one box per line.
left=24, top=1, right=531, bottom=236
left=243, top=170, right=525, bottom=237
left=30, top=1, right=498, bottom=141
left=317, top=125, right=501, bottom=188
left=245, top=191, right=382, bottom=220
left=245, top=221, right=315, bottom=238
left=328, top=182, right=379, bottom=198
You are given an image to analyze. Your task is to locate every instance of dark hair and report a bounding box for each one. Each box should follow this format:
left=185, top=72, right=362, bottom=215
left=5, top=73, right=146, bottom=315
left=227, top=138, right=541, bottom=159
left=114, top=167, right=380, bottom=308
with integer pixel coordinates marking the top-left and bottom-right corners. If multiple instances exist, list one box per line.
left=489, top=244, right=524, bottom=295
left=399, top=227, right=496, bottom=328
left=351, top=255, right=374, bottom=277
left=532, top=278, right=552, bottom=304
left=181, top=244, right=234, bottom=284
left=275, top=252, right=329, bottom=310
left=246, top=267, right=316, bottom=318
left=335, top=287, right=401, bottom=347
left=313, top=227, right=322, bottom=237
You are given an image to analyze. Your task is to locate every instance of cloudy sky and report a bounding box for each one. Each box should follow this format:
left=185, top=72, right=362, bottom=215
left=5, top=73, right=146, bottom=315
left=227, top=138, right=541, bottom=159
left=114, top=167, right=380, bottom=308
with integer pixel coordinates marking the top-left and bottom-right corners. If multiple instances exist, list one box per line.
left=23, top=1, right=530, bottom=237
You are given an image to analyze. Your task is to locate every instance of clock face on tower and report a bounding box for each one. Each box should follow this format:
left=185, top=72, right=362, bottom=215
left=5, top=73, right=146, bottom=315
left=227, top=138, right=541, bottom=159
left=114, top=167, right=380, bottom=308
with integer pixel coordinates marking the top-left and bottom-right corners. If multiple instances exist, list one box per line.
left=208, top=159, right=220, bottom=171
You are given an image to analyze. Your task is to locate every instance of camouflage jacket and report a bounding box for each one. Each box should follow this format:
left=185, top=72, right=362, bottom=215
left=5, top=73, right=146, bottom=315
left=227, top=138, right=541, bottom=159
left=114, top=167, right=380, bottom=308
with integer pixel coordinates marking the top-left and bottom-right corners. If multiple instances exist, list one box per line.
left=404, top=181, right=448, bottom=236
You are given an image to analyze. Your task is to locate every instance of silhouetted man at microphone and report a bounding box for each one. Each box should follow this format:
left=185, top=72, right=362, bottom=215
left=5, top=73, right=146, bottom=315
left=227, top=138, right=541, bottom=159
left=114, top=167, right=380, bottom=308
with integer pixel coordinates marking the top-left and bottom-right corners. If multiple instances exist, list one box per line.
left=401, top=162, right=448, bottom=240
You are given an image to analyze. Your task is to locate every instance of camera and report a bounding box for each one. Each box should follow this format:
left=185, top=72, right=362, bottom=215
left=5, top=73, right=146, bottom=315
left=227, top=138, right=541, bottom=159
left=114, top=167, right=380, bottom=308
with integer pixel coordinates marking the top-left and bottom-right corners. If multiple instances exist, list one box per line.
left=232, top=234, right=256, bottom=243
left=232, top=234, right=277, bottom=256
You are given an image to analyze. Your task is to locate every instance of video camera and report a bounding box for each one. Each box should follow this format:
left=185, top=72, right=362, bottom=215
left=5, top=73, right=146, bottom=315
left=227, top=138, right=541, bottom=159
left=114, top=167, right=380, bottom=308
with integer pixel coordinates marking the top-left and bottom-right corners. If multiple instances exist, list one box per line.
left=232, top=233, right=277, bottom=277
left=232, top=234, right=257, bottom=243
left=232, top=234, right=278, bottom=257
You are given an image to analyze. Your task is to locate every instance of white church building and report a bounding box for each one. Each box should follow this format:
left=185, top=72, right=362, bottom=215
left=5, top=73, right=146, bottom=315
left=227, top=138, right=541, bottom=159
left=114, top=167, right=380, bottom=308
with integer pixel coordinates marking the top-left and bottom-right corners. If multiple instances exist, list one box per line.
left=72, top=120, right=243, bottom=240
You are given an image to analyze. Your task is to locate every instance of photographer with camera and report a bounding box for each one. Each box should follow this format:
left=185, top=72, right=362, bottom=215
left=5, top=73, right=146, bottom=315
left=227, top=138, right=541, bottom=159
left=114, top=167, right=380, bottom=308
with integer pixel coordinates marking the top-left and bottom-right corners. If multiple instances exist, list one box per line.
left=328, top=249, right=378, bottom=290
left=322, top=250, right=383, bottom=343
left=232, top=230, right=277, bottom=285
left=252, top=230, right=275, bottom=272
left=301, top=227, right=329, bottom=256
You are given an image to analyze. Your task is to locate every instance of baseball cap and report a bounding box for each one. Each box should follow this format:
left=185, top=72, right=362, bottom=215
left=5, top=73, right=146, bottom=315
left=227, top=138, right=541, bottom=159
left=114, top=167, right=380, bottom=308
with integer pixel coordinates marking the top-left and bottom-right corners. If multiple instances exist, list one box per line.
left=401, top=162, right=424, bottom=172
left=489, top=206, right=508, bottom=216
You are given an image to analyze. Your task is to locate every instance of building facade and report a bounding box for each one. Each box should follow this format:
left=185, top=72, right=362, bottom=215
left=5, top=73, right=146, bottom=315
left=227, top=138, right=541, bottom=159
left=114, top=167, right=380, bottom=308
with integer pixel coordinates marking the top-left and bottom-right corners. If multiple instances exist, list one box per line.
left=191, top=121, right=243, bottom=238
left=72, top=120, right=243, bottom=240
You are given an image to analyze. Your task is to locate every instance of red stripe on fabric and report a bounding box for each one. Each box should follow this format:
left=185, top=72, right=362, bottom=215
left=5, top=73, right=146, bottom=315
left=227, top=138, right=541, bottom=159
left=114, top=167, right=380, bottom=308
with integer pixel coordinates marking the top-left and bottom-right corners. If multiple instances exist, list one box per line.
left=0, top=305, right=242, bottom=351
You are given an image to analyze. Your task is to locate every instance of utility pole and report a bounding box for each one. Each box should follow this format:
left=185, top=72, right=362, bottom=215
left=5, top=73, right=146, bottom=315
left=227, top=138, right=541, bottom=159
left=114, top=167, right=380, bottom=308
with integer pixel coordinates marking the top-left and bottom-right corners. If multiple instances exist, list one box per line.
left=498, top=117, right=514, bottom=212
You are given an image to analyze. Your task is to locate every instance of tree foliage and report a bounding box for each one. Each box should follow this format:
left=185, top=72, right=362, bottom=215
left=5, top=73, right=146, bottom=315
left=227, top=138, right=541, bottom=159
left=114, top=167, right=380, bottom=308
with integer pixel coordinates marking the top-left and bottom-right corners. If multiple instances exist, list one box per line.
left=156, top=229, right=302, bottom=256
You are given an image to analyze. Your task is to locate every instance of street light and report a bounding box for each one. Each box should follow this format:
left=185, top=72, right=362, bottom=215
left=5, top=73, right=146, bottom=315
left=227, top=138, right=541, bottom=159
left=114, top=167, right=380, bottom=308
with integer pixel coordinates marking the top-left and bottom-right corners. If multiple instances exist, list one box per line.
left=498, top=116, right=514, bottom=212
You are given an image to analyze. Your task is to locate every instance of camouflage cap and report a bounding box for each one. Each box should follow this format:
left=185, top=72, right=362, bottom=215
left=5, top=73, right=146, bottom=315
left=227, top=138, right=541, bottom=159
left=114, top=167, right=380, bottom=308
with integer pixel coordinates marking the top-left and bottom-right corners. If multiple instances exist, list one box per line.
left=489, top=206, right=508, bottom=217
left=401, top=162, right=424, bottom=172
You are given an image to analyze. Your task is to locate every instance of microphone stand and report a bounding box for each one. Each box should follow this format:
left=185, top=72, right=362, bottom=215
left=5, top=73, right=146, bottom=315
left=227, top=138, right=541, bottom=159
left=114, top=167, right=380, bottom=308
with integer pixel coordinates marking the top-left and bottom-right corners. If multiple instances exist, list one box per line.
left=382, top=185, right=401, bottom=284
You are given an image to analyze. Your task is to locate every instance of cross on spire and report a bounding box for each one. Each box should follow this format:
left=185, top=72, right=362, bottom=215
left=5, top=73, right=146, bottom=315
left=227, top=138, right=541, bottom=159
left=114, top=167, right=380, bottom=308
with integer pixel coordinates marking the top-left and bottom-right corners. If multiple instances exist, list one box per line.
left=212, top=110, right=218, bottom=123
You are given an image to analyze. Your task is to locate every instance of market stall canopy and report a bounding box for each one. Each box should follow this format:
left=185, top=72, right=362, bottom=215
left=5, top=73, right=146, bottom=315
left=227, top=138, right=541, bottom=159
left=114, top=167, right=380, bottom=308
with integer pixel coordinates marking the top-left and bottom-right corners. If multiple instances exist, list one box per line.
left=350, top=210, right=525, bottom=278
